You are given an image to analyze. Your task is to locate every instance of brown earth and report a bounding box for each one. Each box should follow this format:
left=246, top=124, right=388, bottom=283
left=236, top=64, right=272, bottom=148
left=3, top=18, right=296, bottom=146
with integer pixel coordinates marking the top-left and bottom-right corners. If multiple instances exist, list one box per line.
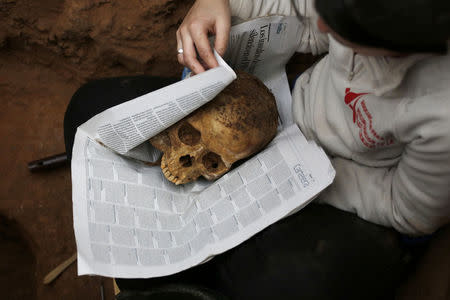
left=0, top=0, right=192, bottom=299
left=1, top=0, right=193, bottom=82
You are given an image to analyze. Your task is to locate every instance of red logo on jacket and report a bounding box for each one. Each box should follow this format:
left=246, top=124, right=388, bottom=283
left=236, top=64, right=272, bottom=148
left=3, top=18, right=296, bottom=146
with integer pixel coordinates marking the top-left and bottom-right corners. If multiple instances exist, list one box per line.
left=344, top=88, right=394, bottom=148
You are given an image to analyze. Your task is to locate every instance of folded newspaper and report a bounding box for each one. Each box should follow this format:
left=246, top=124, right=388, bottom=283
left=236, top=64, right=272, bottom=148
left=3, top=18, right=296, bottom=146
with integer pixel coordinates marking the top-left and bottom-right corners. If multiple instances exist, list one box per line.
left=72, top=16, right=335, bottom=278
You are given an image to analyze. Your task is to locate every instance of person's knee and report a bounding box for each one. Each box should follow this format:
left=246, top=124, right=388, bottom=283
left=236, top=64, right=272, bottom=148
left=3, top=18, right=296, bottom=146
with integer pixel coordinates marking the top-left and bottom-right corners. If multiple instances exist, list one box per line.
left=63, top=79, right=109, bottom=156
left=64, top=79, right=109, bottom=126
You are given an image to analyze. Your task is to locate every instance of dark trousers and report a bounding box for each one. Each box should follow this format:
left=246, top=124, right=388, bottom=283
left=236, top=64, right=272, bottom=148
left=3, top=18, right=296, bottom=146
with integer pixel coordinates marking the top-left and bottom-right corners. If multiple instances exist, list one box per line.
left=64, top=76, right=411, bottom=300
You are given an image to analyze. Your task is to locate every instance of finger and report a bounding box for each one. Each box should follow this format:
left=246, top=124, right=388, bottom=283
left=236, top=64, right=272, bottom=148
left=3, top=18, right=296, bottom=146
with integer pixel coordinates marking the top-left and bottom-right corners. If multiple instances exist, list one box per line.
left=214, top=19, right=230, bottom=57
left=181, top=28, right=205, bottom=74
left=190, top=24, right=218, bottom=69
left=176, top=29, right=185, bottom=65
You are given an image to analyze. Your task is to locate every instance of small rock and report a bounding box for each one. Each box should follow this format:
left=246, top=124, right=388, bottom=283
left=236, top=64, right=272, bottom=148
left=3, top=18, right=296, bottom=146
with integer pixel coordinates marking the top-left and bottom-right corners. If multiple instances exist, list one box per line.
left=36, top=19, right=49, bottom=32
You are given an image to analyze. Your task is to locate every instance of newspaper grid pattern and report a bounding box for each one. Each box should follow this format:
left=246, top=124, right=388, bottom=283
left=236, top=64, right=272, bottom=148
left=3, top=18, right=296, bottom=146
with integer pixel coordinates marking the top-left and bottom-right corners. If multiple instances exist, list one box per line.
left=84, top=137, right=308, bottom=267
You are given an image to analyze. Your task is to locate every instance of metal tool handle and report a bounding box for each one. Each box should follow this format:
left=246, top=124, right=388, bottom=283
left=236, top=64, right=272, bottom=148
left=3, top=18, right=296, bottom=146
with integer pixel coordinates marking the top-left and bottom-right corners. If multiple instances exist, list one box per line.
left=28, top=152, right=68, bottom=172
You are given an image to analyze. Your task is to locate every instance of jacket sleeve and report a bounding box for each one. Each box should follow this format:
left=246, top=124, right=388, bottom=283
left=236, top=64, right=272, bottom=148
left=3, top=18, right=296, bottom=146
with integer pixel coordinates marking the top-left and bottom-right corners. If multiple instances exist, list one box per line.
left=229, top=0, right=329, bottom=55
left=319, top=92, right=450, bottom=236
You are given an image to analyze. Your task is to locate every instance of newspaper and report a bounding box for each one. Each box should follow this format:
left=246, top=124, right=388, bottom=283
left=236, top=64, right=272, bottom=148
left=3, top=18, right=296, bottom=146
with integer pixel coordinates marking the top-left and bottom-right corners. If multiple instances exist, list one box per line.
left=71, top=16, right=335, bottom=278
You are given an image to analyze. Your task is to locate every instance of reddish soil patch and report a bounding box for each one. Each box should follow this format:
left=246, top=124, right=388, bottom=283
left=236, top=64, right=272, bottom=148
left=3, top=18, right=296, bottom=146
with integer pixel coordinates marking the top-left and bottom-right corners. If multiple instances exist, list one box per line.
left=0, top=0, right=192, bottom=299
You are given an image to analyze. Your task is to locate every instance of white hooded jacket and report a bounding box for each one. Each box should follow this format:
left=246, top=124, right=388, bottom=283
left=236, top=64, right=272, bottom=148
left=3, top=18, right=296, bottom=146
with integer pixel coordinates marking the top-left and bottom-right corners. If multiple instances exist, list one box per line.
left=230, top=0, right=450, bottom=235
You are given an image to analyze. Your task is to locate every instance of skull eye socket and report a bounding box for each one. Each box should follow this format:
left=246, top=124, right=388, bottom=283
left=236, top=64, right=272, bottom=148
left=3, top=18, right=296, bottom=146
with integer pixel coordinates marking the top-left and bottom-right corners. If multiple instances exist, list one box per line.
left=178, top=123, right=201, bottom=146
left=179, top=155, right=193, bottom=167
left=202, top=152, right=225, bottom=173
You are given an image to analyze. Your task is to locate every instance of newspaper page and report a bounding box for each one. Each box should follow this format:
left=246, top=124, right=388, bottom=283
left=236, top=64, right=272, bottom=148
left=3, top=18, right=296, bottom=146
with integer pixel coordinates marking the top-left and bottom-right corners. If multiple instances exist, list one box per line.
left=71, top=16, right=335, bottom=278
left=78, top=53, right=236, bottom=162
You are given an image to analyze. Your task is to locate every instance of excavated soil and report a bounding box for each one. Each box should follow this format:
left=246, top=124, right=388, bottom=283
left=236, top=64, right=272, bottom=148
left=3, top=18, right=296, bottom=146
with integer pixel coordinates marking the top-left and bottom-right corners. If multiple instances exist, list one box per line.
left=0, top=0, right=192, bottom=299
left=1, top=0, right=193, bottom=82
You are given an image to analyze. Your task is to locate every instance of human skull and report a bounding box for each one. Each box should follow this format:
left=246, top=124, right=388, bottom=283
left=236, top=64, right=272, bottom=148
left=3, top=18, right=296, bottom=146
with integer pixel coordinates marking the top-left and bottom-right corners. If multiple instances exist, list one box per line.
left=149, top=71, right=278, bottom=185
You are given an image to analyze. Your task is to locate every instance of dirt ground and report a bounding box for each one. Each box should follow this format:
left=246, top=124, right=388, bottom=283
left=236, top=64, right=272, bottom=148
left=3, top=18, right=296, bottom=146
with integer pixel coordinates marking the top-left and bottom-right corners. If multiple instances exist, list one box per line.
left=0, top=0, right=191, bottom=299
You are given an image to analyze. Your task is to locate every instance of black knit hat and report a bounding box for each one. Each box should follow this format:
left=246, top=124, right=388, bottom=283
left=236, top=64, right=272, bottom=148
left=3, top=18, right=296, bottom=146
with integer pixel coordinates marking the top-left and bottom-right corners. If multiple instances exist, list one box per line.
left=315, top=0, right=450, bottom=53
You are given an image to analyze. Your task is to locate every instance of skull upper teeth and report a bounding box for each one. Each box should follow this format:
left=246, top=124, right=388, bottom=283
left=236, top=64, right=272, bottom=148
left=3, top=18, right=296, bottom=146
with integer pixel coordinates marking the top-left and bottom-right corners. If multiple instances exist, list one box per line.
left=162, top=163, right=180, bottom=183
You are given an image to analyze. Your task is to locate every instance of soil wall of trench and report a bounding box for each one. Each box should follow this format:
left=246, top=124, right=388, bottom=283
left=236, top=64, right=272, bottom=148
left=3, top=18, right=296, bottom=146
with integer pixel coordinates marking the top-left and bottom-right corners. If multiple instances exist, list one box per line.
left=1, top=0, right=194, bottom=82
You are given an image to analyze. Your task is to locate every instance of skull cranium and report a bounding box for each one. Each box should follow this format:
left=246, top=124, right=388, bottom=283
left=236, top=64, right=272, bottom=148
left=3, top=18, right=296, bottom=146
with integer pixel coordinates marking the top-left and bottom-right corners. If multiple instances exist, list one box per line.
left=149, top=71, right=278, bottom=185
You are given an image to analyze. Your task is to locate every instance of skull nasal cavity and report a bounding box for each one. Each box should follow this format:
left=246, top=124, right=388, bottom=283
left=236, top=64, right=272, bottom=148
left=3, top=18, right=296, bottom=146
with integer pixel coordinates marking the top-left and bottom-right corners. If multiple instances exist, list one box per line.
left=202, top=152, right=225, bottom=172
left=178, top=123, right=201, bottom=145
left=179, top=155, right=193, bottom=167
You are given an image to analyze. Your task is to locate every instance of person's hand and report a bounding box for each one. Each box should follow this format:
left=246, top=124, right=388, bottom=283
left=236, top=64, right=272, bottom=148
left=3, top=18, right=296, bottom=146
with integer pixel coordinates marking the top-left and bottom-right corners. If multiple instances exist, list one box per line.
left=177, top=0, right=231, bottom=74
